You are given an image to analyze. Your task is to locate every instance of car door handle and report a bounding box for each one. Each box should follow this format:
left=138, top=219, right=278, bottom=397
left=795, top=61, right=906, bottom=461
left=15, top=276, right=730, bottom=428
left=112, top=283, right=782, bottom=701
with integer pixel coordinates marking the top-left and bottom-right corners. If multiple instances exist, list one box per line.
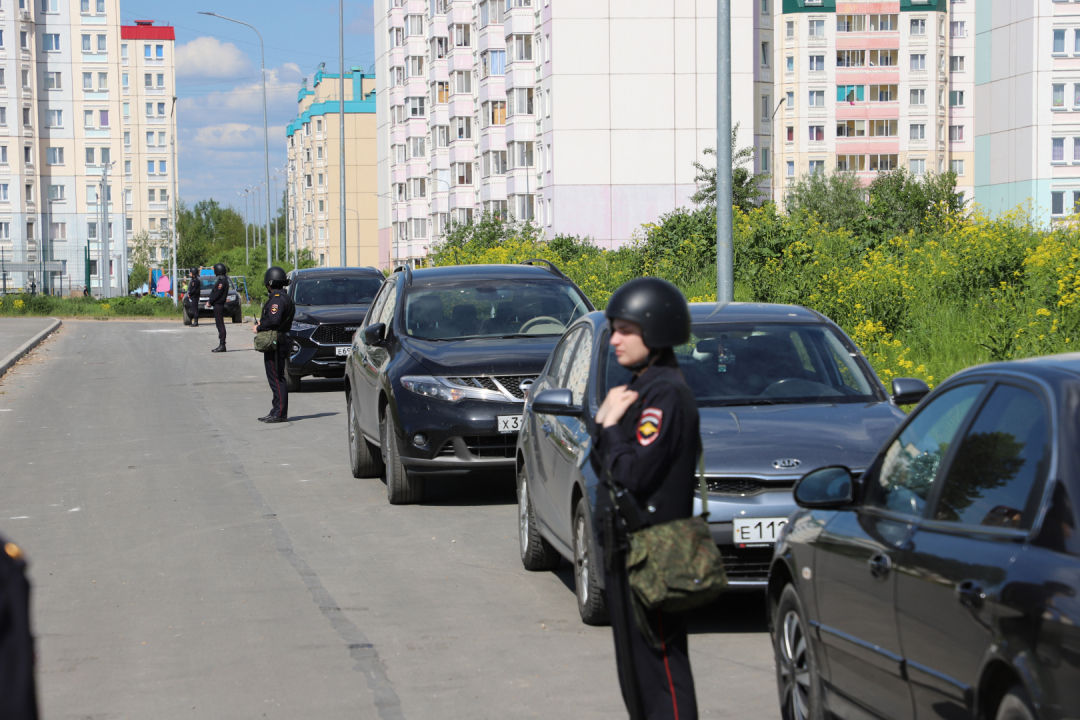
left=541, top=422, right=554, bottom=434
left=956, top=580, right=985, bottom=611
left=868, top=553, right=891, bottom=579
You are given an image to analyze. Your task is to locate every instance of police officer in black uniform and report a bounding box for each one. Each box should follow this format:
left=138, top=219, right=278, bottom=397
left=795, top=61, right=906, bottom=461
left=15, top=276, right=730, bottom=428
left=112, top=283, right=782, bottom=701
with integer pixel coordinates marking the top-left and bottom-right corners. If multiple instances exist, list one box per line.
left=0, top=534, right=39, bottom=719
left=206, top=263, right=229, bottom=352
left=589, top=277, right=700, bottom=720
left=186, top=268, right=202, bottom=327
left=253, top=266, right=295, bottom=423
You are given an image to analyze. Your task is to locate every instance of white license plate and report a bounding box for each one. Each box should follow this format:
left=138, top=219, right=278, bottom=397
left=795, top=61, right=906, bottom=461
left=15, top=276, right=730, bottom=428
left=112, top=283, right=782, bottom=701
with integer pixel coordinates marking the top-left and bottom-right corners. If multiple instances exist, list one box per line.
left=497, top=415, right=522, bottom=433
left=732, top=517, right=788, bottom=545
left=335, top=346, right=351, bottom=356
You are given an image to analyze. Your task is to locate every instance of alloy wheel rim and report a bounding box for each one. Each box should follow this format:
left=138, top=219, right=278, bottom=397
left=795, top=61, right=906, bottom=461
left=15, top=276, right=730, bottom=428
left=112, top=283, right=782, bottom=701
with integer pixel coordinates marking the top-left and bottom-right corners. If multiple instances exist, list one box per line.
left=518, top=475, right=529, bottom=557
left=780, top=609, right=811, bottom=720
left=575, top=515, right=589, bottom=606
left=348, top=400, right=356, bottom=453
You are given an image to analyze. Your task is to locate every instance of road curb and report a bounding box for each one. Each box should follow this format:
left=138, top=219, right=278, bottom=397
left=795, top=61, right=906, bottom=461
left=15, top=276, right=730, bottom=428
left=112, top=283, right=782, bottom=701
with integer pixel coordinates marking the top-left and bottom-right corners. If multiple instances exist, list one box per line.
left=0, top=317, right=61, bottom=379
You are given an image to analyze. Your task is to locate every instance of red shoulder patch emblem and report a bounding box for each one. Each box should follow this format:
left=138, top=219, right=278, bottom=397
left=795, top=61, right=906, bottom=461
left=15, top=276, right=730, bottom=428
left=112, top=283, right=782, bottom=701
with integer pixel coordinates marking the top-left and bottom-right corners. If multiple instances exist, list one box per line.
left=270, top=305, right=278, bottom=314
left=637, top=407, right=663, bottom=446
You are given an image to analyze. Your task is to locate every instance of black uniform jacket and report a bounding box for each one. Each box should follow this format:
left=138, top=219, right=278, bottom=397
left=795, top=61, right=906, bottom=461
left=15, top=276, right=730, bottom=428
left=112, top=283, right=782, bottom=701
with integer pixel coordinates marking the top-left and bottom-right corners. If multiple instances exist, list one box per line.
left=0, top=536, right=37, bottom=719
left=257, top=290, right=295, bottom=334
left=589, top=360, right=701, bottom=528
left=187, top=276, right=202, bottom=301
left=207, top=276, right=229, bottom=306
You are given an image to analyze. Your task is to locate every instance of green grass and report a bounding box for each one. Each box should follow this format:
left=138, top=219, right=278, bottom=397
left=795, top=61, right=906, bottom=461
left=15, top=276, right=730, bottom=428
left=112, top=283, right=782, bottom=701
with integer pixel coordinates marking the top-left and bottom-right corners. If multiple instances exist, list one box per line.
left=0, top=294, right=182, bottom=318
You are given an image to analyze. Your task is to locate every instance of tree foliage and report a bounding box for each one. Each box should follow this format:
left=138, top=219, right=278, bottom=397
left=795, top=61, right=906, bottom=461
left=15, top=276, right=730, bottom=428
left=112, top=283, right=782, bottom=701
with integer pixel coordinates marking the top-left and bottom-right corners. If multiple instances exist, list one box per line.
left=691, top=123, right=769, bottom=213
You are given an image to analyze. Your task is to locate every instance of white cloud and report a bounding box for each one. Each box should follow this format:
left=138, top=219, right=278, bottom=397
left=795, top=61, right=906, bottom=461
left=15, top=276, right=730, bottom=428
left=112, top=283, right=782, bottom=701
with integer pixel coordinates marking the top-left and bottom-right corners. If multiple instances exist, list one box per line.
left=176, top=36, right=252, bottom=80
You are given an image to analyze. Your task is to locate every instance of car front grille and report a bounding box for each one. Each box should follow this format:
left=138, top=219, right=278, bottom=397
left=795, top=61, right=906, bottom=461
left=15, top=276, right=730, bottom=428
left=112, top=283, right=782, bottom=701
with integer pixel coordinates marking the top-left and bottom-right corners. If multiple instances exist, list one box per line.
left=720, top=545, right=774, bottom=579
left=443, top=375, right=537, bottom=401
left=312, top=323, right=361, bottom=344
left=706, top=477, right=795, bottom=496
left=464, top=435, right=517, bottom=458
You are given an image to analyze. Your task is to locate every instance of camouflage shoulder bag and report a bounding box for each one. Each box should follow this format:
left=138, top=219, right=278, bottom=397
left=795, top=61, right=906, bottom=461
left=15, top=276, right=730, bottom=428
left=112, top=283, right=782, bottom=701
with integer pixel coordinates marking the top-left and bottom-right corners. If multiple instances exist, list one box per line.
left=625, top=453, right=727, bottom=613
left=253, top=330, right=279, bottom=353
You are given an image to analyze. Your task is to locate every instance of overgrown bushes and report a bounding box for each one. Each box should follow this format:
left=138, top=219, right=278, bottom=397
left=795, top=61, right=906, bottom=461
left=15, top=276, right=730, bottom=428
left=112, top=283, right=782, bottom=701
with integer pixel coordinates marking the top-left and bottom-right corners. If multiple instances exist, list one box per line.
left=0, top=294, right=180, bottom=317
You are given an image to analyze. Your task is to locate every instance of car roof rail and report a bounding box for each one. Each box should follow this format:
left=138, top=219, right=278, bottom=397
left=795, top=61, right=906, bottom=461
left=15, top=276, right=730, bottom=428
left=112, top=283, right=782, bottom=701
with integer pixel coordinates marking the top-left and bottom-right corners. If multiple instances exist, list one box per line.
left=392, top=264, right=413, bottom=286
left=519, top=258, right=569, bottom=280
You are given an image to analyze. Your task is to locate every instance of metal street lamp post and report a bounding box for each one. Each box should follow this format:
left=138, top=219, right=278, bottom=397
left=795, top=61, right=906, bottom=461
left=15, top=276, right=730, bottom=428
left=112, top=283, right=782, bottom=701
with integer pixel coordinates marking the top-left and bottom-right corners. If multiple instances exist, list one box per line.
left=716, top=0, right=733, bottom=303
left=338, top=0, right=347, bottom=267
left=198, top=11, right=272, bottom=270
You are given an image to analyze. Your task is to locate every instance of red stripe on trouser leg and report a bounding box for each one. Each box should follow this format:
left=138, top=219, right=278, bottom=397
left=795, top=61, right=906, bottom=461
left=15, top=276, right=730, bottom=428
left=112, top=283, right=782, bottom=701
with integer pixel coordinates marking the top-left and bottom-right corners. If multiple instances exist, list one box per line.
left=657, top=610, right=679, bottom=720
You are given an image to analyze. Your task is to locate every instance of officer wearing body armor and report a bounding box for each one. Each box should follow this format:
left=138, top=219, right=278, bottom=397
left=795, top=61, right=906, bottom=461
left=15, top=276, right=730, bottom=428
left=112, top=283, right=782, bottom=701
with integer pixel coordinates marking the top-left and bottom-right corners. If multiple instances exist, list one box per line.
left=588, top=277, right=701, bottom=720
left=186, top=269, right=202, bottom=327
left=0, top=534, right=39, bottom=719
left=206, top=263, right=229, bottom=353
left=253, top=267, right=295, bottom=423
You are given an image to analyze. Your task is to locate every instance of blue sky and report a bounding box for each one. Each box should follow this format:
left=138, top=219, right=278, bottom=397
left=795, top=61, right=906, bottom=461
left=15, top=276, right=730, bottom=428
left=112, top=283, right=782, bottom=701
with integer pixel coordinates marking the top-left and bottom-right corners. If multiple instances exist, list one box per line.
left=119, top=0, right=375, bottom=214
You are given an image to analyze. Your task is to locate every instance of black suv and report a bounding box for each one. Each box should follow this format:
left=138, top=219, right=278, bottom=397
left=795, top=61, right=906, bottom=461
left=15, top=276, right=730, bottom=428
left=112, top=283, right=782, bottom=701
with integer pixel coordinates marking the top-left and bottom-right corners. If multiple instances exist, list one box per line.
left=182, top=274, right=243, bottom=325
left=284, top=267, right=385, bottom=391
left=343, top=261, right=594, bottom=504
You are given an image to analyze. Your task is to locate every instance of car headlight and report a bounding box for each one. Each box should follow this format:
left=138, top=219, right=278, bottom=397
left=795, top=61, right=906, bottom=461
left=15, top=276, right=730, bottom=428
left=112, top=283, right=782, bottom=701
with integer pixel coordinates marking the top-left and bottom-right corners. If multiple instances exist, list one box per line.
left=400, top=376, right=467, bottom=402
left=291, top=321, right=317, bottom=331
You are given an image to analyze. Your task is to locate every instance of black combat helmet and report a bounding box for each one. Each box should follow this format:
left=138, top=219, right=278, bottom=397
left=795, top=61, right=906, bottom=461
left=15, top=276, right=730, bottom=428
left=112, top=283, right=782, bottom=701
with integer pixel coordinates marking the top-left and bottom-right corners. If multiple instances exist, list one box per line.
left=213, top=263, right=227, bottom=276
left=604, top=277, right=691, bottom=349
left=264, top=266, right=289, bottom=289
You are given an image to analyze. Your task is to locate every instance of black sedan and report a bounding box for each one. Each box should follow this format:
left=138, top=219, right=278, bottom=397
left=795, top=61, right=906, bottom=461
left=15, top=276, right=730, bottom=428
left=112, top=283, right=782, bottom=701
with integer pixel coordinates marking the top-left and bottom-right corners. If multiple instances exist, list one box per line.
left=284, top=267, right=385, bottom=391
left=518, top=303, right=923, bottom=625
left=769, top=354, right=1080, bottom=720
left=343, top=261, right=594, bottom=504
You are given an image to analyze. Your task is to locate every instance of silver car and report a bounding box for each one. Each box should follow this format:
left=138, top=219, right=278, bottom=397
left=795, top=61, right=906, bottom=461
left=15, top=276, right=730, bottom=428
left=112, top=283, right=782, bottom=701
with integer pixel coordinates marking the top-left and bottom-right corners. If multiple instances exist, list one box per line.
left=515, top=302, right=926, bottom=624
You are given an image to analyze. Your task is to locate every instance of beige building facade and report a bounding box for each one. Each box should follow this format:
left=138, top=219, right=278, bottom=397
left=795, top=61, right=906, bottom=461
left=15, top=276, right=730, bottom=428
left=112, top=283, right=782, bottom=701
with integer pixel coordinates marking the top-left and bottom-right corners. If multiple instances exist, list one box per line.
left=286, top=67, right=379, bottom=268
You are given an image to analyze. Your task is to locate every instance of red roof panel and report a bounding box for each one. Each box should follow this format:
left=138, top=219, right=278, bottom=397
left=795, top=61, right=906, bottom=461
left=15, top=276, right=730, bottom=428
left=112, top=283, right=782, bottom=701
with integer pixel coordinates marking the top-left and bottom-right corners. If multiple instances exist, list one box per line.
left=121, top=24, right=175, bottom=41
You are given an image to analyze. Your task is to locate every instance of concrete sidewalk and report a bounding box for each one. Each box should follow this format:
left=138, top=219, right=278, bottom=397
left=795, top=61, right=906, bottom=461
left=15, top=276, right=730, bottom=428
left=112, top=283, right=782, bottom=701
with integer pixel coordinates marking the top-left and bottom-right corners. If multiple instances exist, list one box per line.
left=0, top=317, right=61, bottom=377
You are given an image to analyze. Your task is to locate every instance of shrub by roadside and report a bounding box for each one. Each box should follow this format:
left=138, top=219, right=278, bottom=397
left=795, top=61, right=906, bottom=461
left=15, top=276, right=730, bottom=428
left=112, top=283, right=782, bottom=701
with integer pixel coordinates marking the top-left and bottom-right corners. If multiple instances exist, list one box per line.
left=0, top=294, right=181, bottom=317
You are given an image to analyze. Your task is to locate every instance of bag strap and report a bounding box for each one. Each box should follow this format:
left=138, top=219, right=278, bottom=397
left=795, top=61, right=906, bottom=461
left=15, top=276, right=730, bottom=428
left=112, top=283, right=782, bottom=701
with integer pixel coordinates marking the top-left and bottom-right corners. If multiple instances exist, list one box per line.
left=697, top=451, right=709, bottom=519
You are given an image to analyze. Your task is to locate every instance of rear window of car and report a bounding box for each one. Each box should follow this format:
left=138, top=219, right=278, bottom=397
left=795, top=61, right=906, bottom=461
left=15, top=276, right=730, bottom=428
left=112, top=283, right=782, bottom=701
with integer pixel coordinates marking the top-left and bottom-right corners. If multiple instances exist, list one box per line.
left=601, top=322, right=884, bottom=406
left=402, top=280, right=590, bottom=340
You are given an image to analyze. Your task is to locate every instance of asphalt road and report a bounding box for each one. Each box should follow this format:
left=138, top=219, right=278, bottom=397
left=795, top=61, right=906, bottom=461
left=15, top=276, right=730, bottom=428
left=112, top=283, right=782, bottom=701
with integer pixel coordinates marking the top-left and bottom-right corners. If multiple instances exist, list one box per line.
left=0, top=320, right=779, bottom=719
left=0, top=317, right=58, bottom=360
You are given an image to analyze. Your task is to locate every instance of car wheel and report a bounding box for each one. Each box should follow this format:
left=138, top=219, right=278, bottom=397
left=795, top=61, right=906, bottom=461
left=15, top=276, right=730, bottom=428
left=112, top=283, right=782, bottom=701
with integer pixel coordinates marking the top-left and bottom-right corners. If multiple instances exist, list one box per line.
left=286, top=372, right=302, bottom=393
left=774, top=584, right=825, bottom=720
left=182, top=307, right=191, bottom=326
left=347, top=391, right=383, bottom=479
left=995, top=686, right=1037, bottom=720
left=573, top=497, right=609, bottom=626
left=382, top=412, right=423, bottom=505
left=518, top=468, right=560, bottom=571
left=231, top=308, right=243, bottom=323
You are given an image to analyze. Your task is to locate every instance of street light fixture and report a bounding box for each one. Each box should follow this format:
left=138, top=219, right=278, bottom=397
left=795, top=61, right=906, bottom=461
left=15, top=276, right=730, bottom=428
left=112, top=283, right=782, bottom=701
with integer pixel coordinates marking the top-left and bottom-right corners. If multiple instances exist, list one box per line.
left=198, top=11, right=272, bottom=270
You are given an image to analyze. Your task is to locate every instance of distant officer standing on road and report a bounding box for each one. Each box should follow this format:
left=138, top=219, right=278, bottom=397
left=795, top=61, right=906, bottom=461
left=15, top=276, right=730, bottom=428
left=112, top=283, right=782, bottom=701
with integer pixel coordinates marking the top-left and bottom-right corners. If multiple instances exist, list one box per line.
left=206, top=263, right=229, bottom=353
left=186, top=268, right=202, bottom=327
left=0, top=534, right=39, bottom=719
left=590, top=277, right=700, bottom=720
left=253, top=266, right=295, bottom=423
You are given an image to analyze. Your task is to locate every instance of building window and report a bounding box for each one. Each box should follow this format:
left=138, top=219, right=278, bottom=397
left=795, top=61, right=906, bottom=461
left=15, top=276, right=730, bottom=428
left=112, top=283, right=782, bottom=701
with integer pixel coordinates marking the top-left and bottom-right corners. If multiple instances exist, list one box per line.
left=786, top=91, right=794, bottom=108
left=808, top=125, right=824, bottom=141
left=508, top=87, right=534, bottom=116
left=949, top=55, right=965, bottom=72
left=786, top=20, right=794, bottom=38
left=910, top=123, right=925, bottom=140
left=453, top=116, right=472, bottom=139
left=950, top=160, right=965, bottom=176
left=909, top=159, right=925, bottom=175
left=837, top=85, right=863, bottom=103
left=868, top=154, right=898, bottom=171
left=1053, top=137, right=1065, bottom=162
left=1054, top=29, right=1066, bottom=54
left=48, top=184, right=65, bottom=200
left=808, top=90, right=825, bottom=106
left=761, top=95, right=771, bottom=118
left=452, top=23, right=471, bottom=47
left=949, top=125, right=964, bottom=142
left=1052, top=191, right=1064, bottom=216
left=836, top=50, right=864, bottom=67
left=156, top=44, right=164, bottom=58
left=453, top=70, right=472, bottom=94
left=910, top=18, right=925, bottom=35
left=786, top=56, right=794, bottom=72
left=452, top=162, right=473, bottom=186
left=482, top=101, right=506, bottom=127
left=870, top=84, right=897, bottom=102
left=786, top=161, right=794, bottom=176
left=910, top=53, right=925, bottom=71
left=46, top=109, right=61, bottom=127
left=837, top=155, right=866, bottom=172
left=950, top=21, right=965, bottom=38
left=910, top=88, right=926, bottom=105
left=407, top=97, right=425, bottom=117
left=870, top=15, right=897, bottom=31
left=808, top=19, right=824, bottom=37
left=44, top=71, right=61, bottom=89
left=786, top=126, right=794, bottom=141
left=837, top=15, right=865, bottom=32
left=870, top=120, right=898, bottom=137
left=837, top=120, right=865, bottom=137
left=808, top=54, right=824, bottom=71
left=949, top=90, right=966, bottom=107
left=1053, top=84, right=1065, bottom=108
left=761, top=42, right=770, bottom=67
left=46, top=147, right=63, bottom=165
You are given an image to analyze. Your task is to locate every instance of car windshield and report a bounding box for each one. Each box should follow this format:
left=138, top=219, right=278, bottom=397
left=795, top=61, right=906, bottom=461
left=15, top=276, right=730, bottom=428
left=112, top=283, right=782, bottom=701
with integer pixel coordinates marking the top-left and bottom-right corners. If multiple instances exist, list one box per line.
left=403, top=280, right=590, bottom=340
left=602, top=322, right=883, bottom=406
left=293, top=277, right=383, bottom=306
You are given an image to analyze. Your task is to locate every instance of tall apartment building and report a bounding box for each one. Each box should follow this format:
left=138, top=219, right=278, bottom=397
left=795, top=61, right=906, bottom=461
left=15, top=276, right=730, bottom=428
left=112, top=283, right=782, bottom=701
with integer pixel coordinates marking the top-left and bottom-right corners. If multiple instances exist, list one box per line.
left=772, top=0, right=973, bottom=205
left=0, top=3, right=176, bottom=296
left=286, top=66, right=379, bottom=268
left=374, top=0, right=759, bottom=267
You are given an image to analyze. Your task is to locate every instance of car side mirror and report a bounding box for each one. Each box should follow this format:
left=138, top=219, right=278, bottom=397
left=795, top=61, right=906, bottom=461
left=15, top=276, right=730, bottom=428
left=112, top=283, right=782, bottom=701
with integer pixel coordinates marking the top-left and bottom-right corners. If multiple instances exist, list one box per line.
left=363, top=322, right=386, bottom=346
left=793, top=466, right=854, bottom=509
left=892, top=377, right=930, bottom=406
left=531, top=388, right=582, bottom=417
